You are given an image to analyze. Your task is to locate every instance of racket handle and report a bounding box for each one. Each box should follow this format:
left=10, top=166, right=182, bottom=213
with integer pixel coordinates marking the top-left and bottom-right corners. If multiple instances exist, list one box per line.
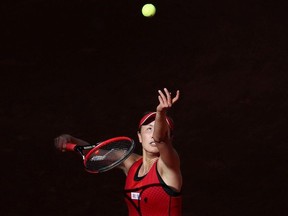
left=65, top=143, right=77, bottom=151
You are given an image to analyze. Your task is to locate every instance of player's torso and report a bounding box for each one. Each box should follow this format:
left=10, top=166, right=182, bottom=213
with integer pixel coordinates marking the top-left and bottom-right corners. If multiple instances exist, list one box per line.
left=124, top=158, right=182, bottom=216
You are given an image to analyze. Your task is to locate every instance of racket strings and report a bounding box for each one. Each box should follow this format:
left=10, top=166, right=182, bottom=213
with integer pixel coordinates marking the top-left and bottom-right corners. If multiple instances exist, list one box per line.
left=85, top=139, right=133, bottom=172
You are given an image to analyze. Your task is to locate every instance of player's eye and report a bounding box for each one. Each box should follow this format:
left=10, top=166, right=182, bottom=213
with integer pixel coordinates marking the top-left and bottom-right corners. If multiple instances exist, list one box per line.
left=147, top=127, right=153, bottom=131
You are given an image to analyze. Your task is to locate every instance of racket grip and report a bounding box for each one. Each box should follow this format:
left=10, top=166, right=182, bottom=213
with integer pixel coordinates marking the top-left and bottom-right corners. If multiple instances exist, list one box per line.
left=65, top=143, right=77, bottom=151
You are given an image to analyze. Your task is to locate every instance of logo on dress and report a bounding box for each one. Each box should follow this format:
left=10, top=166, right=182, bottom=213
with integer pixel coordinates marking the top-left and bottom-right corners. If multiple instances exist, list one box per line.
left=131, top=192, right=141, bottom=200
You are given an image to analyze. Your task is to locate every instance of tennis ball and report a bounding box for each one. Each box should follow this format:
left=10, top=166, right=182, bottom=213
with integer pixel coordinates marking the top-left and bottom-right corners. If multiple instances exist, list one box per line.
left=142, top=4, right=156, bottom=17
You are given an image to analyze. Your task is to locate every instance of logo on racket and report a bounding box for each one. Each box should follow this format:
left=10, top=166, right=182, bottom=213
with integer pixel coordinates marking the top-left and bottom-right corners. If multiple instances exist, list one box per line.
left=90, top=149, right=128, bottom=161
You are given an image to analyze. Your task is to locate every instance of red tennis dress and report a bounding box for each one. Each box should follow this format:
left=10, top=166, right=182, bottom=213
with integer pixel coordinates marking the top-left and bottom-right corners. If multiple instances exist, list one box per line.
left=124, top=158, right=182, bottom=216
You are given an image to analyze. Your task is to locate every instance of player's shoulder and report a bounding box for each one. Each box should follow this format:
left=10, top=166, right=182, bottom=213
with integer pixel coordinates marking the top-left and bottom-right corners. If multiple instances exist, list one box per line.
left=120, top=153, right=142, bottom=175
left=128, top=153, right=142, bottom=165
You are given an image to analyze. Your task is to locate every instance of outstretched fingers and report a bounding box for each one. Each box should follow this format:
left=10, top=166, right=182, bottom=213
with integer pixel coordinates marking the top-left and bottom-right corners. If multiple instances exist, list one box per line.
left=157, top=88, right=180, bottom=110
left=172, top=90, right=180, bottom=104
left=158, top=88, right=170, bottom=108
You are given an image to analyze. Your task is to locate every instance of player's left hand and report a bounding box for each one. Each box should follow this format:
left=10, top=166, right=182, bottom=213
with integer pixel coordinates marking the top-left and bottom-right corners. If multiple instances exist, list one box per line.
left=156, top=88, right=180, bottom=112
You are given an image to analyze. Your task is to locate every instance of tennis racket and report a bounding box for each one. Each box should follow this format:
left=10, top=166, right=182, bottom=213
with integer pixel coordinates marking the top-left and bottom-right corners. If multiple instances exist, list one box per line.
left=63, top=136, right=135, bottom=173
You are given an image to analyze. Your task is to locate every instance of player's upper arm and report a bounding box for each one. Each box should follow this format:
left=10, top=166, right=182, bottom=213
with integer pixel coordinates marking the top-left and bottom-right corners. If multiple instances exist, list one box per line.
left=157, top=141, right=181, bottom=171
left=118, top=153, right=141, bottom=175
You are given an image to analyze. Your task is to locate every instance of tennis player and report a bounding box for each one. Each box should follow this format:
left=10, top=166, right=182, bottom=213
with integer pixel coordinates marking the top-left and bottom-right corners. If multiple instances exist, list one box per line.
left=55, top=88, right=182, bottom=215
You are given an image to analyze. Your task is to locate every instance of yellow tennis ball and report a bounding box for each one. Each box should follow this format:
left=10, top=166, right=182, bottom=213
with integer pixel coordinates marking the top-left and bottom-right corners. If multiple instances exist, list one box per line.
left=142, top=4, right=156, bottom=17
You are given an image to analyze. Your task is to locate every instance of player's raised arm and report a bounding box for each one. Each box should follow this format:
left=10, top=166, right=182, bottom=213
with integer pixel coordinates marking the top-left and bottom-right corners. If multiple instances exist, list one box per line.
left=153, top=88, right=179, bottom=142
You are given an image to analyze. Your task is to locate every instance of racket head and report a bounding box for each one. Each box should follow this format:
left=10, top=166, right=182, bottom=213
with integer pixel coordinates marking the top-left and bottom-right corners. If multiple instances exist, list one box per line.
left=84, top=136, right=135, bottom=173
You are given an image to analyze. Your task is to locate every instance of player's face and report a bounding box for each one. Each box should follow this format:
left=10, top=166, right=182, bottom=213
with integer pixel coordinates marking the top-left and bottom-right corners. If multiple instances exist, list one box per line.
left=138, top=121, right=159, bottom=154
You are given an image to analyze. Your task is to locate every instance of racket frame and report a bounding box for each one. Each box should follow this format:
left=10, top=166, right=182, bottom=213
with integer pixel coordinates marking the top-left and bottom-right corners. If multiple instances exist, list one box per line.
left=65, top=136, right=135, bottom=173
left=84, top=136, right=135, bottom=173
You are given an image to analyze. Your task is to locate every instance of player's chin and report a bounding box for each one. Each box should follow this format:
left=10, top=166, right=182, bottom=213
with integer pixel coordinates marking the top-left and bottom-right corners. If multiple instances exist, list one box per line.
left=148, top=145, right=159, bottom=153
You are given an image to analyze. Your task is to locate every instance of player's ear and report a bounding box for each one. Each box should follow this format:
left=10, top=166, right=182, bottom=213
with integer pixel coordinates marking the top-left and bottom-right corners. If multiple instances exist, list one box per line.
left=137, top=130, right=142, bottom=143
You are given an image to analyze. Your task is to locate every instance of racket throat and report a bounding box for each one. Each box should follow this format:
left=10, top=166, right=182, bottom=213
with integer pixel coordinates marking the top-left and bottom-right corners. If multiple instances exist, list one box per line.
left=75, top=146, right=85, bottom=159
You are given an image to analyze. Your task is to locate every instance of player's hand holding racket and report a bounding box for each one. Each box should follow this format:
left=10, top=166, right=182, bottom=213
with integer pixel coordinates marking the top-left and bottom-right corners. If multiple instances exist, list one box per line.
left=54, top=134, right=135, bottom=173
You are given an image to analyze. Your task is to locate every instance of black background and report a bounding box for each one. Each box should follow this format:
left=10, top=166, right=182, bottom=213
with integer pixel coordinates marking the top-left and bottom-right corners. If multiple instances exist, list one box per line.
left=1, top=0, right=287, bottom=215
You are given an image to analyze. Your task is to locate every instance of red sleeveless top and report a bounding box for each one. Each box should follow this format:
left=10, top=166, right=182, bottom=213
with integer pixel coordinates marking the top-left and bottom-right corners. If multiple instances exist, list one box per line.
left=124, top=158, right=182, bottom=216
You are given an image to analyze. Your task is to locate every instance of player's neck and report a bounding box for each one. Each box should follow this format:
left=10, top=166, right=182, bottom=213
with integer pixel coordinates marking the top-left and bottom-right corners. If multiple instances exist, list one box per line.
left=140, top=155, right=158, bottom=176
left=142, top=151, right=159, bottom=163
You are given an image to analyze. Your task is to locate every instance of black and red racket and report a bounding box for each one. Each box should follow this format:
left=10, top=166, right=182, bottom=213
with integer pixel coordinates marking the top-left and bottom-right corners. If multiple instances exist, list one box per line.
left=63, top=136, right=135, bottom=173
